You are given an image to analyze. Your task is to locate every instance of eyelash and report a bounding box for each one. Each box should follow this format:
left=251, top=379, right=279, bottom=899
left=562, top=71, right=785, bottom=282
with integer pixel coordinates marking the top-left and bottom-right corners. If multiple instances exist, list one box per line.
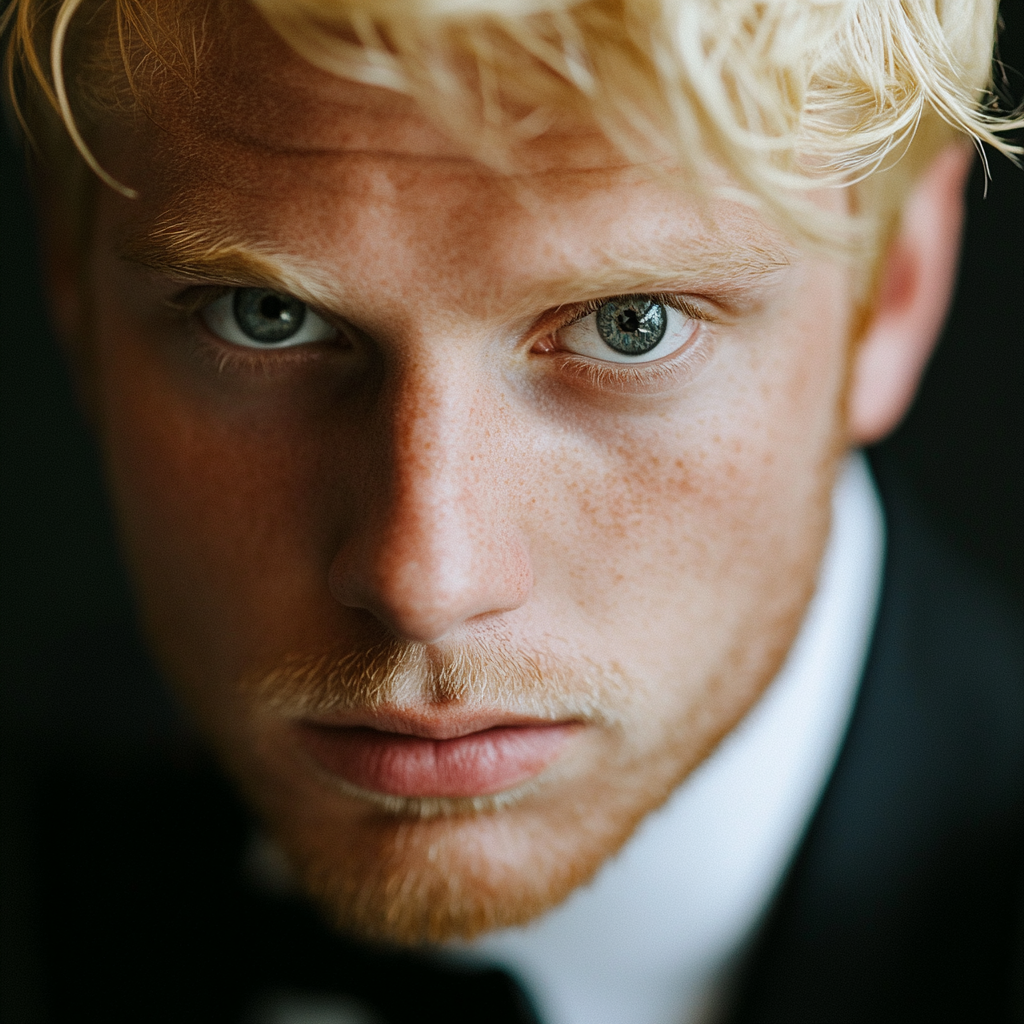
left=564, top=293, right=707, bottom=327
left=554, top=339, right=712, bottom=395
left=168, top=286, right=346, bottom=374
left=545, top=292, right=713, bottom=387
left=169, top=286, right=713, bottom=387
left=192, top=334, right=289, bottom=375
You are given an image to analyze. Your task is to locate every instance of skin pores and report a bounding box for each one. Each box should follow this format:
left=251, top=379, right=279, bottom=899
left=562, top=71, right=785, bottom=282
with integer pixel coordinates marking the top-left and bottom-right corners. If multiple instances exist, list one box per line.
left=67, top=10, right=856, bottom=943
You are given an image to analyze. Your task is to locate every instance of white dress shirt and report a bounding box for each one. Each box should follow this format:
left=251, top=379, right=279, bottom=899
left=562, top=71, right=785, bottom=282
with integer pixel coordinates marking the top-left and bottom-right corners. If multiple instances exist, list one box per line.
left=449, top=453, right=886, bottom=1024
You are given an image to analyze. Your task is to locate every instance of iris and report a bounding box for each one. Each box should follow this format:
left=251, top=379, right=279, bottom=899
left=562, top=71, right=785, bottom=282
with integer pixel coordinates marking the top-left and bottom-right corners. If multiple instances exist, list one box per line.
left=233, top=288, right=308, bottom=343
left=595, top=298, right=667, bottom=356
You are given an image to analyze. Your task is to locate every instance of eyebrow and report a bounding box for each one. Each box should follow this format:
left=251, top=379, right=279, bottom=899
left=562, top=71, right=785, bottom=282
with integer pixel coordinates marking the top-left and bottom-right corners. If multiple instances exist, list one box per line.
left=119, top=215, right=793, bottom=312
left=119, top=221, right=336, bottom=307
left=542, top=239, right=792, bottom=301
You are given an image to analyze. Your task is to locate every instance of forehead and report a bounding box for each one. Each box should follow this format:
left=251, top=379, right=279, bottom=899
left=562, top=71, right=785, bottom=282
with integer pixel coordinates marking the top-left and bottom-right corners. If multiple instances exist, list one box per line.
left=123, top=1, right=636, bottom=173
left=95, top=4, right=798, bottom=316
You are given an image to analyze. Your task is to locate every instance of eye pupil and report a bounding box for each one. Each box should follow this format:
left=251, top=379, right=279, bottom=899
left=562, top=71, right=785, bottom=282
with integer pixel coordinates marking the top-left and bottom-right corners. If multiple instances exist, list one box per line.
left=597, top=298, right=667, bottom=355
left=233, top=288, right=307, bottom=344
left=259, top=294, right=287, bottom=320
left=616, top=310, right=641, bottom=333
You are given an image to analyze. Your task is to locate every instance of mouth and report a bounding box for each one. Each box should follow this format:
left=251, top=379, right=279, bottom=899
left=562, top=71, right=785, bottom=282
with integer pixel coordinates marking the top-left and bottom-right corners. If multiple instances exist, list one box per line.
left=294, top=713, right=582, bottom=799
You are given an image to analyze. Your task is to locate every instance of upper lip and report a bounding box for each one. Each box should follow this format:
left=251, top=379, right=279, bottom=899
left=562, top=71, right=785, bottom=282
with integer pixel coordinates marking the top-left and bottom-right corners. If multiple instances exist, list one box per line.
left=296, top=709, right=573, bottom=741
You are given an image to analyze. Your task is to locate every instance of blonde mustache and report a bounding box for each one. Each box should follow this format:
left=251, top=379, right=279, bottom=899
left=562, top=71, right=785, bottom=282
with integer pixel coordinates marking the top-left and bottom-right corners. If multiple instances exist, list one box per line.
left=242, top=638, right=631, bottom=728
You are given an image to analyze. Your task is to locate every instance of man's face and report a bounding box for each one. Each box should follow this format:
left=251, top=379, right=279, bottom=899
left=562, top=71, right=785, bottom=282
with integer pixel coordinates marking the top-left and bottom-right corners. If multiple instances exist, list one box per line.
left=77, top=11, right=855, bottom=942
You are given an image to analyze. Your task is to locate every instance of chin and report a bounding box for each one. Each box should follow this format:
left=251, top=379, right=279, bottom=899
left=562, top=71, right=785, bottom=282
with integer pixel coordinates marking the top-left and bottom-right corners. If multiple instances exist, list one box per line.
left=274, top=795, right=643, bottom=945
left=228, top=734, right=675, bottom=945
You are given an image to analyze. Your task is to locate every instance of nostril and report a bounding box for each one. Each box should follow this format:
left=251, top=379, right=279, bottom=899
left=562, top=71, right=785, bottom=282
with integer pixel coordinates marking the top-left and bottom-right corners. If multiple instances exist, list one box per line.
left=328, top=526, right=532, bottom=643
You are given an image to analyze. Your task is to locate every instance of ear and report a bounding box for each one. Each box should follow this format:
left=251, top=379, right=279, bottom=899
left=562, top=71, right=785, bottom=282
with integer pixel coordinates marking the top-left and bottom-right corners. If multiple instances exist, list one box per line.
left=846, top=143, right=974, bottom=445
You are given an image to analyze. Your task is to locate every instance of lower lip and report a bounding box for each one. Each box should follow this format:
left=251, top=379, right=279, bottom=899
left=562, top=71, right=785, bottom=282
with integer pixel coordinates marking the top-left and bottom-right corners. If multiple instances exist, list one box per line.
left=296, top=722, right=579, bottom=798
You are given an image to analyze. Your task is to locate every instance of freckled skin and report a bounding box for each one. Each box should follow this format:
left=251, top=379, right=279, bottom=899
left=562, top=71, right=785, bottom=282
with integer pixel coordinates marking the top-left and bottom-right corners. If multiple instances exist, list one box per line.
left=70, top=6, right=859, bottom=943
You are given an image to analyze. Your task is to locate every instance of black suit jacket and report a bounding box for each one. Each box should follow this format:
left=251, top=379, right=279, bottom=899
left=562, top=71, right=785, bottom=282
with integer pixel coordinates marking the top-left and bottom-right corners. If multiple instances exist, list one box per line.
left=9, top=467, right=1022, bottom=1024
left=727, top=462, right=1023, bottom=1023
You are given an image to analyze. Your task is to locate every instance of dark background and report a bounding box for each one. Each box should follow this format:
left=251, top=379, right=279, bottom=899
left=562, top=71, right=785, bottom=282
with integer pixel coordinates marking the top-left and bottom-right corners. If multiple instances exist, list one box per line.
left=0, top=10, right=1021, bottom=1022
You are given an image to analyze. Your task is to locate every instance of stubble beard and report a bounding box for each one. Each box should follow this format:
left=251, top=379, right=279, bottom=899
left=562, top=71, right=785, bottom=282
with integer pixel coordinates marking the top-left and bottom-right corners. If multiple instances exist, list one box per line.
left=208, top=417, right=844, bottom=948
left=283, top=771, right=659, bottom=946
left=225, top=533, right=828, bottom=948
left=234, top=639, right=668, bottom=944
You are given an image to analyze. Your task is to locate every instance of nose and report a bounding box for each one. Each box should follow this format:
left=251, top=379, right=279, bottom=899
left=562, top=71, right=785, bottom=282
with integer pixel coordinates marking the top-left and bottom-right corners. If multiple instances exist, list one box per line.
left=328, top=360, right=533, bottom=643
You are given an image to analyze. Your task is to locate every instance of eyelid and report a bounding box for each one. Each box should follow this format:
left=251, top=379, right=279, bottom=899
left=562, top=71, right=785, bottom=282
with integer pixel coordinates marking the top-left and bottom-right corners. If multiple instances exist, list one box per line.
left=550, top=293, right=706, bottom=367
left=556, top=292, right=712, bottom=332
left=165, top=282, right=342, bottom=324
left=545, top=291, right=714, bottom=390
left=203, top=290, right=341, bottom=351
left=164, top=284, right=232, bottom=316
left=554, top=340, right=713, bottom=396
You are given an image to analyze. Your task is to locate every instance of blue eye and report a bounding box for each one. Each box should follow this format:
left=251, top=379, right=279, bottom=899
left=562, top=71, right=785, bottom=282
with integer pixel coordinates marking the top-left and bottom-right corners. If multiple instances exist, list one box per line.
left=234, top=289, right=306, bottom=343
left=558, top=296, right=696, bottom=364
left=595, top=297, right=667, bottom=355
left=201, top=288, right=338, bottom=348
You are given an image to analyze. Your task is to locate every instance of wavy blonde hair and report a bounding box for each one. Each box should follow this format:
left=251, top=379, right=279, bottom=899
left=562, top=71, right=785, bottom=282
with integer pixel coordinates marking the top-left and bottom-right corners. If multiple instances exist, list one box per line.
left=2, top=0, right=1021, bottom=248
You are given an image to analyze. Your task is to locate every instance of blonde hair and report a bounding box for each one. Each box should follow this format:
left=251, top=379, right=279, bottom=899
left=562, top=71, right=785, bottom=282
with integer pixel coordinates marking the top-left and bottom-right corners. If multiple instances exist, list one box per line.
left=3, top=0, right=1021, bottom=248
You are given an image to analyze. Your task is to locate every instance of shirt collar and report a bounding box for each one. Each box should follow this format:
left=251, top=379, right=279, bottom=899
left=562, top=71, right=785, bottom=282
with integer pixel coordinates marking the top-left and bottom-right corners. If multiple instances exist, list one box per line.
left=451, top=452, right=886, bottom=1024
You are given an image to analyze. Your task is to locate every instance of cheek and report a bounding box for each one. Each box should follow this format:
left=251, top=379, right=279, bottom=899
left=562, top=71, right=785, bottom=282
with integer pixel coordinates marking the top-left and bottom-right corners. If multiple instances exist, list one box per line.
left=530, top=268, right=851, bottom=678
left=93, top=319, right=340, bottom=688
left=93, top=249, right=851, bottom=716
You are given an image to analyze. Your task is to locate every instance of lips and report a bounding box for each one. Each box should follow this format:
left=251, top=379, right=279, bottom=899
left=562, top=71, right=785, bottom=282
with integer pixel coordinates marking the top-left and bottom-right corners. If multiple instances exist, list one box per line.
left=295, top=719, right=580, bottom=798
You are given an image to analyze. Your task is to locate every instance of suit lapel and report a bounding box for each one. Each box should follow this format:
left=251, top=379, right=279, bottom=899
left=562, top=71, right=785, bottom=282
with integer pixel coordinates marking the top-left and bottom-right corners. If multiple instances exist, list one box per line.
left=727, top=462, right=1024, bottom=1022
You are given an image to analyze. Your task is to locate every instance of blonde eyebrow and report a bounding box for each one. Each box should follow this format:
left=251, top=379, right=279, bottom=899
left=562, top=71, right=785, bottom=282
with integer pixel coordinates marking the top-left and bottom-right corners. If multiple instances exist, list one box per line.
left=119, top=214, right=793, bottom=317
left=514, top=241, right=792, bottom=318
left=549, top=245, right=789, bottom=298
left=118, top=220, right=335, bottom=307
left=609, top=209, right=794, bottom=275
